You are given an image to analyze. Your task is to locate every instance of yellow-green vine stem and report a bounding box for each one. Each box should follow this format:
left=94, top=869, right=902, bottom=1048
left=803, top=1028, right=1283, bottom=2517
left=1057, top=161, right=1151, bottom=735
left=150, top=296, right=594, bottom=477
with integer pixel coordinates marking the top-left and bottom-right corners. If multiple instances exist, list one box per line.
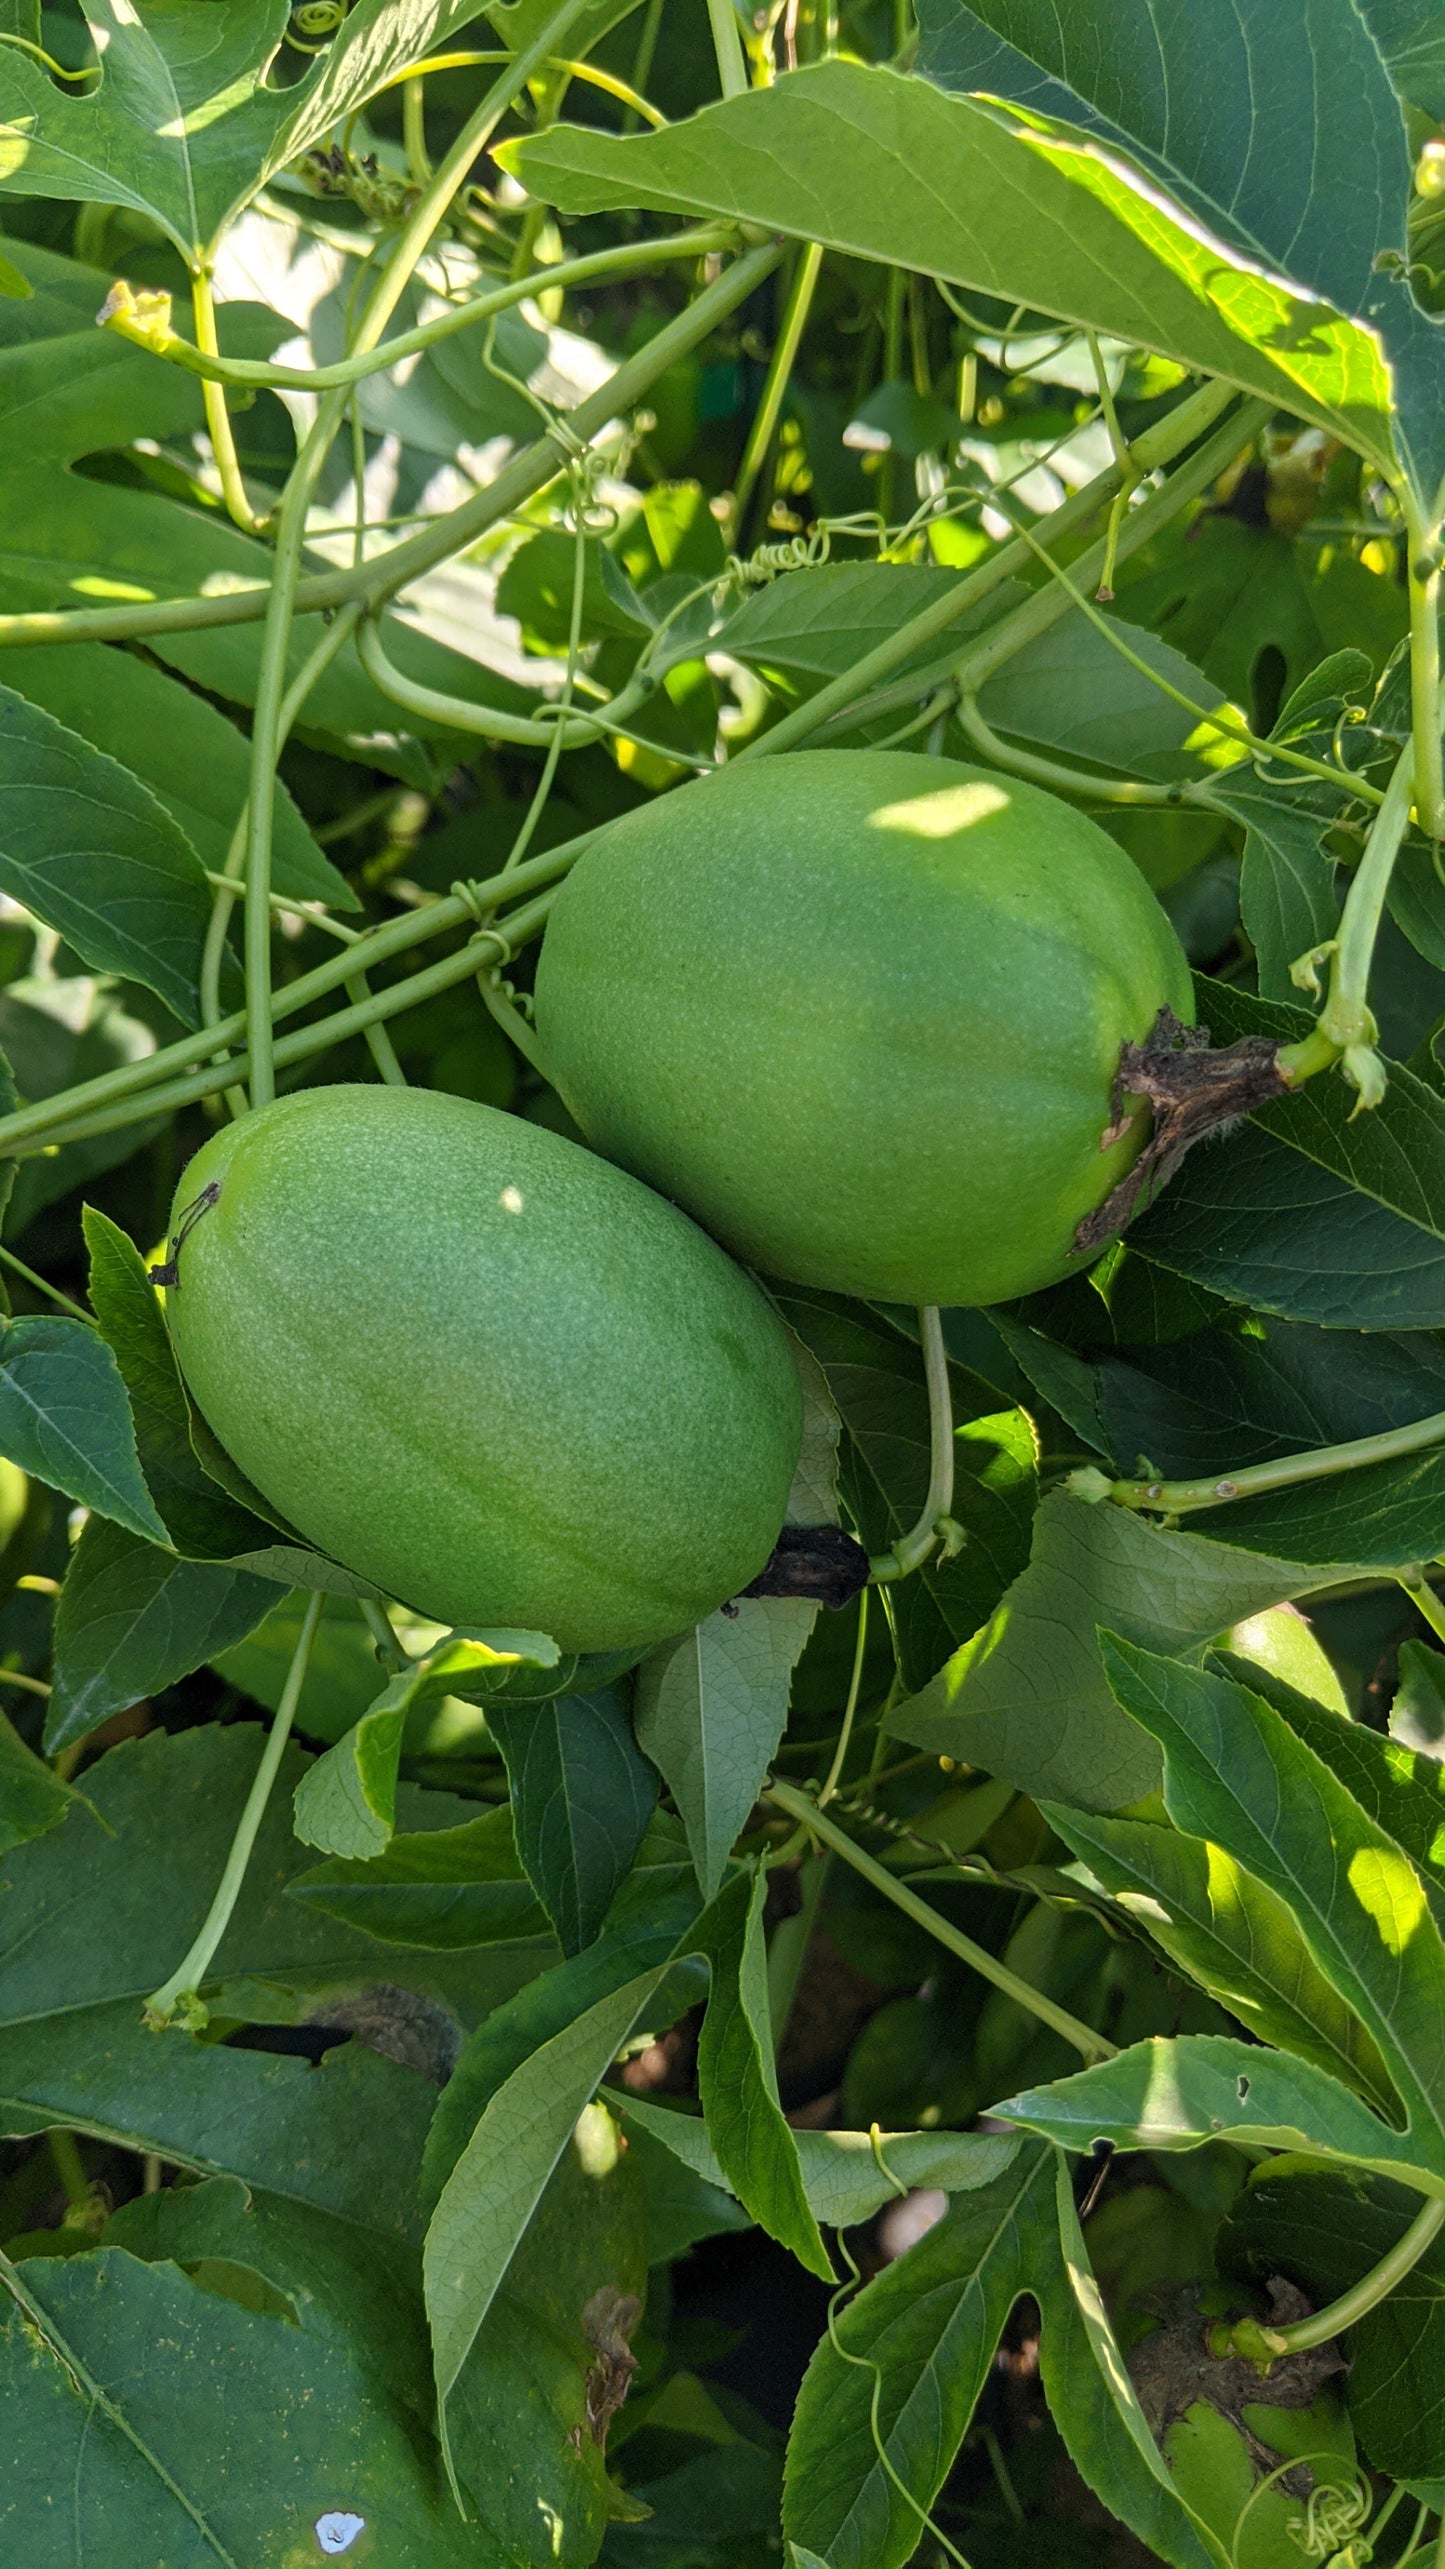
left=189, top=269, right=267, bottom=536
left=102, top=227, right=735, bottom=396
left=727, top=239, right=824, bottom=544
left=1211, top=2195, right=1445, bottom=2366
left=145, top=1592, right=324, bottom=2031
left=1400, top=1568, right=1445, bottom=1651
left=741, top=381, right=1251, bottom=765
left=765, top=1778, right=1115, bottom=2063
left=0, top=837, right=582, bottom=1160
left=242, top=0, right=628, bottom=1105
left=1403, top=488, right=1445, bottom=843
left=1067, top=1393, right=1445, bottom=1517
left=201, top=598, right=366, bottom=1115
left=870, top=1306, right=958, bottom=1581
left=26, top=905, right=555, bottom=1161
left=707, top=0, right=750, bottom=95
left=956, top=689, right=1207, bottom=808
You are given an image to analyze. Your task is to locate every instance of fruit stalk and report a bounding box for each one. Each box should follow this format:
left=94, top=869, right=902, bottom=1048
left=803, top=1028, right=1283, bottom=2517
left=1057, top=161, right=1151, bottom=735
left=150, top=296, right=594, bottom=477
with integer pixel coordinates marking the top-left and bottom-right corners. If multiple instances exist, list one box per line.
left=144, top=1592, right=324, bottom=2030
left=1209, top=2194, right=1445, bottom=2367
left=1275, top=738, right=1415, bottom=1107
left=870, top=1308, right=958, bottom=1581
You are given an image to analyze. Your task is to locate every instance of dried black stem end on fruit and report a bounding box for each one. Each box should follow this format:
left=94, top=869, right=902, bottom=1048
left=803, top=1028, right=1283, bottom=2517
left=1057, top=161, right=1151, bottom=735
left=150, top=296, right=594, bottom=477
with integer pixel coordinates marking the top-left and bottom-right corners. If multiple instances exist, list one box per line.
left=1073, top=1006, right=1294, bottom=1258
left=742, top=1524, right=872, bottom=1609
left=149, top=1177, right=221, bottom=1288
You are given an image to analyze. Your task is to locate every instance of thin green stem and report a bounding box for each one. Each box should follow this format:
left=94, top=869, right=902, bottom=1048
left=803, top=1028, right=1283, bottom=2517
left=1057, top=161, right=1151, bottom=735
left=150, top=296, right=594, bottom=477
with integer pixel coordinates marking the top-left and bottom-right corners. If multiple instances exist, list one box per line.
left=989, top=503, right=1384, bottom=804
left=1404, top=491, right=1444, bottom=842
left=0, top=838, right=580, bottom=1161
left=201, top=598, right=364, bottom=1118
left=1067, top=1395, right=1445, bottom=1517
left=764, top=1848, right=828, bottom=2054
left=355, top=611, right=602, bottom=747
left=190, top=271, right=267, bottom=536
left=1276, top=738, right=1414, bottom=1108
left=818, top=1588, right=869, bottom=1807
left=29, top=900, right=556, bottom=1157
left=145, top=1592, right=324, bottom=2031
left=402, top=76, right=432, bottom=186
left=765, top=1778, right=1115, bottom=2062
left=728, top=239, right=823, bottom=544
left=707, top=0, right=749, bottom=94
left=1211, top=2196, right=1445, bottom=2365
left=1400, top=1570, right=1445, bottom=1651
left=870, top=1307, right=956, bottom=1581
left=0, top=1666, right=51, bottom=1699
left=360, top=1596, right=411, bottom=1673
left=0, top=1242, right=93, bottom=1322
left=106, top=229, right=734, bottom=394
left=957, top=688, right=1200, bottom=806
left=48, top=2130, right=88, bottom=2209
left=502, top=464, right=590, bottom=876
left=3, top=241, right=782, bottom=658
left=739, top=380, right=1247, bottom=764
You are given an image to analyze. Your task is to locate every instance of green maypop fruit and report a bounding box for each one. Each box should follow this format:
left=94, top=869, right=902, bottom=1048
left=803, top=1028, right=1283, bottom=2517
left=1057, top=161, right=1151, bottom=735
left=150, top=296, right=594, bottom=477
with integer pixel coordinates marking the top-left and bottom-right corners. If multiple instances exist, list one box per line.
left=163, top=1085, right=802, bottom=1652
left=534, top=750, right=1194, bottom=1308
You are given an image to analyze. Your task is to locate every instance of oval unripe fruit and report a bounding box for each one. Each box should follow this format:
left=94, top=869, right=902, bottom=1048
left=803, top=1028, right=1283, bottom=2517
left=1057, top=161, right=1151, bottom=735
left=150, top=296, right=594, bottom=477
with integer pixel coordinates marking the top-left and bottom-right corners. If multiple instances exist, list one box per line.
left=164, top=1086, right=803, bottom=1652
left=534, top=751, right=1195, bottom=1308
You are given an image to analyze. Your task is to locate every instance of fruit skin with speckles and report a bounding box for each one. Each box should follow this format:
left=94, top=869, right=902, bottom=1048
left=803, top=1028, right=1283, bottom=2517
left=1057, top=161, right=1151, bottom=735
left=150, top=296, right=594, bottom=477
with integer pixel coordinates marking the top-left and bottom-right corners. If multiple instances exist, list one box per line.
left=533, top=750, right=1195, bottom=1308
left=163, top=1084, right=802, bottom=1652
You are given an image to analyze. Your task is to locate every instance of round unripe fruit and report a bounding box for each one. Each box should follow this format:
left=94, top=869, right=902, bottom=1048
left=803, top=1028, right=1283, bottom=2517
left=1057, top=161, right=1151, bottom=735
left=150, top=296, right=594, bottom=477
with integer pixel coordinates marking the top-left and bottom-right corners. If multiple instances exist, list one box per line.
left=164, top=1086, right=802, bottom=1652
left=534, top=751, right=1194, bottom=1308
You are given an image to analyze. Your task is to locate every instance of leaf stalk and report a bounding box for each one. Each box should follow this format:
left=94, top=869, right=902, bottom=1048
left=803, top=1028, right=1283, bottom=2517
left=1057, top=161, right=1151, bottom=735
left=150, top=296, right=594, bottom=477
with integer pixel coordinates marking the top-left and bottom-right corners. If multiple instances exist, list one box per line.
left=1066, top=1394, right=1445, bottom=1518
left=764, top=1777, right=1115, bottom=2063
left=144, top=1592, right=324, bottom=2031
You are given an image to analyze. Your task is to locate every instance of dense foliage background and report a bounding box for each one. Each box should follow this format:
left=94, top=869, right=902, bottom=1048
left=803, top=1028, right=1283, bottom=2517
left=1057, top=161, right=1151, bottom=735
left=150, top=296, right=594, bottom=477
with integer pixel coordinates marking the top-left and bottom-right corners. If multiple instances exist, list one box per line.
left=6, top=4, right=1445, bottom=2565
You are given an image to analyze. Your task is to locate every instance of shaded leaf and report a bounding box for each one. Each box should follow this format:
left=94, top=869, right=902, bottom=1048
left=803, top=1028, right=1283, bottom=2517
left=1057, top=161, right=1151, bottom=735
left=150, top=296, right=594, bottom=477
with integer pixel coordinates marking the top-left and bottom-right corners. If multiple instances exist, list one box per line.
left=1223, top=2160, right=1445, bottom=2481
left=421, top=1869, right=703, bottom=2210
left=0, top=1314, right=166, bottom=1547
left=693, top=1869, right=831, bottom=2281
left=1133, top=979, right=1445, bottom=1328
left=287, top=1807, right=554, bottom=1953
left=889, top=1491, right=1353, bottom=1814
left=83, top=1208, right=281, bottom=1564
left=783, top=2138, right=1223, bottom=2569
left=0, top=1723, right=532, bottom=2061
left=618, top=2092, right=1019, bottom=2229
left=635, top=1598, right=816, bottom=1902
left=0, top=2006, right=436, bottom=2241
left=47, top=1515, right=276, bottom=1752
left=0, top=685, right=222, bottom=1025
left=0, top=2250, right=495, bottom=2564
left=104, top=2174, right=430, bottom=2416
left=424, top=1964, right=672, bottom=2428
left=488, top=1685, right=657, bottom=1956
left=0, top=643, right=354, bottom=908
left=0, top=1709, right=79, bottom=1857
